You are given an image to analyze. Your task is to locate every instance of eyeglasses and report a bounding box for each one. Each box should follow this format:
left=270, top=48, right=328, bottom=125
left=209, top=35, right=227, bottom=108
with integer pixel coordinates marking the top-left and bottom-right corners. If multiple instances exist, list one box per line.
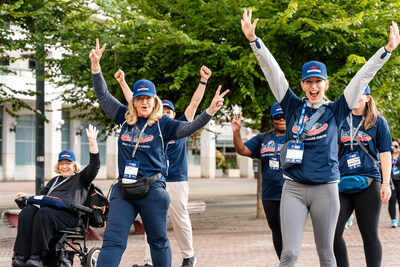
left=394, top=145, right=399, bottom=149
left=273, top=114, right=285, bottom=121
left=59, top=162, right=74, bottom=166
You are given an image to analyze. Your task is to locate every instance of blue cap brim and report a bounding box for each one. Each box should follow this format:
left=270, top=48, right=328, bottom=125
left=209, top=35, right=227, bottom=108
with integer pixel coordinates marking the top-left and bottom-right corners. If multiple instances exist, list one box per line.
left=132, top=92, right=156, bottom=99
left=302, top=74, right=327, bottom=82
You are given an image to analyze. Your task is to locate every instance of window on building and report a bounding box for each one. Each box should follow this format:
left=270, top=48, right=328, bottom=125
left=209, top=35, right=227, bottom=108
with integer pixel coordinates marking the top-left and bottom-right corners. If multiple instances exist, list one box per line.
left=28, top=59, right=36, bottom=70
left=0, top=59, right=9, bottom=66
left=216, top=139, right=238, bottom=169
left=80, top=122, right=106, bottom=166
left=15, top=115, right=36, bottom=165
left=61, top=111, right=70, bottom=151
left=187, top=133, right=201, bottom=166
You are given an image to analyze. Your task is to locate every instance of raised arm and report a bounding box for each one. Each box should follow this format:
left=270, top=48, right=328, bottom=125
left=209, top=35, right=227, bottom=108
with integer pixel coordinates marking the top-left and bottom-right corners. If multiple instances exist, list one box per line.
left=175, top=85, right=229, bottom=139
left=81, top=124, right=100, bottom=186
left=86, top=124, right=99, bottom=154
left=344, top=21, right=400, bottom=109
left=231, top=112, right=252, bottom=157
left=89, top=40, right=123, bottom=121
left=184, top=65, right=212, bottom=122
left=115, top=69, right=133, bottom=103
left=242, top=9, right=289, bottom=102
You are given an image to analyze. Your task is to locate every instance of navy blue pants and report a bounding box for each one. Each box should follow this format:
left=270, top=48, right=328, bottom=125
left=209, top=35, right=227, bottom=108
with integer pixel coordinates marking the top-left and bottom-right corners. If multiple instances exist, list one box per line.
left=97, top=180, right=171, bottom=267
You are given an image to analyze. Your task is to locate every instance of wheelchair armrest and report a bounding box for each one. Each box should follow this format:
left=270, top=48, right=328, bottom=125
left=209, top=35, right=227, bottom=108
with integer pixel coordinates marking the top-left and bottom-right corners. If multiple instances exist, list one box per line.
left=15, top=198, right=27, bottom=209
left=71, top=203, right=93, bottom=213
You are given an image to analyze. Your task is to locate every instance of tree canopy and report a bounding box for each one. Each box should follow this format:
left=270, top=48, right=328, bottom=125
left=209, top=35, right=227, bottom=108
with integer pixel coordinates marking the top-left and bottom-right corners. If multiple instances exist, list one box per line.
left=2, top=0, right=400, bottom=135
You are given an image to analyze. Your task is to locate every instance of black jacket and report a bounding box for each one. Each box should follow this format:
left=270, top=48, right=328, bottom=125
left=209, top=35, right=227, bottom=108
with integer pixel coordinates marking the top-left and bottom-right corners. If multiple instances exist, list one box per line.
left=39, top=153, right=100, bottom=208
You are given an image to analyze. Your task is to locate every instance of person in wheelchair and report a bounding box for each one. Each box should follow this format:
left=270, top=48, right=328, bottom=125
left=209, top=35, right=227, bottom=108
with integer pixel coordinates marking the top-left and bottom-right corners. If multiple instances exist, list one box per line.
left=12, top=124, right=100, bottom=267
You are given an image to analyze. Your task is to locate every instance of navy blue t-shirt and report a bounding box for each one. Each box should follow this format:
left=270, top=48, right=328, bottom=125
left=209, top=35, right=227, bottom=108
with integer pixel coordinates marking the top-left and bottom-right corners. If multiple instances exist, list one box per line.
left=280, top=88, right=351, bottom=184
left=245, top=132, right=285, bottom=201
left=338, top=114, right=392, bottom=181
left=114, top=105, right=182, bottom=180
left=165, top=114, right=188, bottom=182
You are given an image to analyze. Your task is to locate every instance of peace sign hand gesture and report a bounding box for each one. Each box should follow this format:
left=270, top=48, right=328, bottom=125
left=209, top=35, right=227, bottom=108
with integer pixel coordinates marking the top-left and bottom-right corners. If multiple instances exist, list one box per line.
left=89, top=39, right=106, bottom=73
left=231, top=112, right=242, bottom=133
left=241, top=9, right=258, bottom=42
left=206, top=85, right=229, bottom=116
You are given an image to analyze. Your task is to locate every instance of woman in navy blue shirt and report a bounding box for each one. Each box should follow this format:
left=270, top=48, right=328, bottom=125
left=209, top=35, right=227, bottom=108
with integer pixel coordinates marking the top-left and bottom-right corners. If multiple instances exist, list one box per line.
left=231, top=102, right=286, bottom=259
left=241, top=9, right=399, bottom=267
left=89, top=39, right=228, bottom=267
left=334, top=86, right=392, bottom=267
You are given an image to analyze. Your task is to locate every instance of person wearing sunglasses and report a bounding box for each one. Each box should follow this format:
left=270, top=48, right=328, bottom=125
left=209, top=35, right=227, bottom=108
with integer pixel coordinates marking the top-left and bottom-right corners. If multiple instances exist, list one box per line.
left=231, top=102, right=286, bottom=259
left=388, top=138, right=400, bottom=228
left=334, top=85, right=392, bottom=267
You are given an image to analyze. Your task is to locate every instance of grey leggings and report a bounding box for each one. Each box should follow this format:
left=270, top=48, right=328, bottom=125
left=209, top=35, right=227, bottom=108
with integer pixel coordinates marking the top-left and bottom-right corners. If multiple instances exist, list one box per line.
left=279, top=180, right=340, bottom=267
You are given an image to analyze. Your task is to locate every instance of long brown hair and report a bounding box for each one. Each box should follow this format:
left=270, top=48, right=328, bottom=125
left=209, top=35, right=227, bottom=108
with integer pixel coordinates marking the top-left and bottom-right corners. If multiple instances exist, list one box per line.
left=362, top=96, right=378, bottom=130
left=125, top=96, right=163, bottom=126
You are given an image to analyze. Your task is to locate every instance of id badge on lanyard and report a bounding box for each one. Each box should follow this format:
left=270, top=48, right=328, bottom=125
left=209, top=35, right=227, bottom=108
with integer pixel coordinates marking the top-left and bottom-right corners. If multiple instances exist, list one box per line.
left=123, top=160, right=139, bottom=178
left=285, top=142, right=304, bottom=164
left=269, top=156, right=280, bottom=170
left=346, top=152, right=361, bottom=170
left=346, top=114, right=364, bottom=170
left=123, top=120, right=148, bottom=179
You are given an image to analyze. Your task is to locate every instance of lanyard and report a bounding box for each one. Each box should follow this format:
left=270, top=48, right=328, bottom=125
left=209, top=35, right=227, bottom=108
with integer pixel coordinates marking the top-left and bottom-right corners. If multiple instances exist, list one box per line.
left=296, top=103, right=307, bottom=140
left=393, top=154, right=400, bottom=167
left=296, top=103, right=322, bottom=141
left=347, top=114, right=364, bottom=151
left=131, top=119, right=149, bottom=159
left=47, top=175, right=71, bottom=196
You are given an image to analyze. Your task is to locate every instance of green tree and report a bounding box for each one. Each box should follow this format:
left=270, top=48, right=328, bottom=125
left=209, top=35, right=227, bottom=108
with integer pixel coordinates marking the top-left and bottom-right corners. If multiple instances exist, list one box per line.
left=0, top=0, right=96, bottom=117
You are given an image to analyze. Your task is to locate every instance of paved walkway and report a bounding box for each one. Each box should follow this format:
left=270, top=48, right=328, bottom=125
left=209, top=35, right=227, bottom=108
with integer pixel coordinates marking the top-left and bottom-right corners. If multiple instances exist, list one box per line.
left=1, top=178, right=400, bottom=266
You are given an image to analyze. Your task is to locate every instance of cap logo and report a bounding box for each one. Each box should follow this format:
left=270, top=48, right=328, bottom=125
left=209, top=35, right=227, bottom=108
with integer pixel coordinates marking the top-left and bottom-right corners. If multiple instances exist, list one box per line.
left=307, top=65, right=321, bottom=73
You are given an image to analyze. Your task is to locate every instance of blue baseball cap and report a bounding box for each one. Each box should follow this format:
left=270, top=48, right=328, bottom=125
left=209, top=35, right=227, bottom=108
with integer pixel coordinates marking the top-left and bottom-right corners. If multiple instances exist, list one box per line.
left=271, top=102, right=283, bottom=116
left=58, top=150, right=76, bottom=162
left=364, top=85, right=370, bottom=95
left=162, top=100, right=175, bottom=112
left=302, top=61, right=328, bottom=81
left=132, top=79, right=156, bottom=99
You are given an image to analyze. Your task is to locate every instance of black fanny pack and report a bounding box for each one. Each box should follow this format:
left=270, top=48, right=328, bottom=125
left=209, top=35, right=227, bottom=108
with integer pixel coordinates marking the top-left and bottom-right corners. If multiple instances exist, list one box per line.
left=118, top=173, right=161, bottom=200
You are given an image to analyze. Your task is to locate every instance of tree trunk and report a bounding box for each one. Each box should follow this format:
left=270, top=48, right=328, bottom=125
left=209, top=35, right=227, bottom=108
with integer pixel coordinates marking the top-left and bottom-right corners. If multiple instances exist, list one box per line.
left=256, top=112, right=272, bottom=218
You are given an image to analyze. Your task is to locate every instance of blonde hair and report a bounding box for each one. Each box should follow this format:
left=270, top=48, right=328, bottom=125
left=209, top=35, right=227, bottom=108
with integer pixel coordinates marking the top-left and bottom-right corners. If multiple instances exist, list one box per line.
left=362, top=96, right=378, bottom=130
left=125, top=95, right=163, bottom=126
left=54, top=161, right=81, bottom=174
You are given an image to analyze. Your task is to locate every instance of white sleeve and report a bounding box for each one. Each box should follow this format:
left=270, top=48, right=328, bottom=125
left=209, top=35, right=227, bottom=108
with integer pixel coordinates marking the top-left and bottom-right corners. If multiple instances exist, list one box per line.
left=343, top=47, right=391, bottom=109
left=250, top=38, right=289, bottom=102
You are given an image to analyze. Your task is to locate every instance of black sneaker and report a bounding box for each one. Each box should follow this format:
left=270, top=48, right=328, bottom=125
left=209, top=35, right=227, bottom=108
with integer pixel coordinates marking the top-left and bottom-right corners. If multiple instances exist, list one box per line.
left=25, top=255, right=43, bottom=267
left=132, top=264, right=153, bottom=267
left=181, top=256, right=196, bottom=267
left=11, top=253, right=26, bottom=267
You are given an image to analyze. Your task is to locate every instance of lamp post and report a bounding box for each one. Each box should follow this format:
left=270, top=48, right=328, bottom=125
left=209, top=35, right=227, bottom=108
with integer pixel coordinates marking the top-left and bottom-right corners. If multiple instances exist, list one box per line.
left=35, top=44, right=45, bottom=195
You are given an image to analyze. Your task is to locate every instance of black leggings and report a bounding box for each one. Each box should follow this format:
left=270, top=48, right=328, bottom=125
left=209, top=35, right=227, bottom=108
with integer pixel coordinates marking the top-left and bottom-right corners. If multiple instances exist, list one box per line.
left=334, top=180, right=382, bottom=267
left=388, top=180, right=400, bottom=219
left=262, top=200, right=282, bottom=259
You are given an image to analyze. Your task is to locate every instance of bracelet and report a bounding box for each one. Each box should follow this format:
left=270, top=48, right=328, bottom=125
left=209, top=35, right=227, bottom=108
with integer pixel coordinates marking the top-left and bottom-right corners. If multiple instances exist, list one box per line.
left=382, top=182, right=390, bottom=186
left=199, top=81, right=207, bottom=85
left=384, top=46, right=392, bottom=53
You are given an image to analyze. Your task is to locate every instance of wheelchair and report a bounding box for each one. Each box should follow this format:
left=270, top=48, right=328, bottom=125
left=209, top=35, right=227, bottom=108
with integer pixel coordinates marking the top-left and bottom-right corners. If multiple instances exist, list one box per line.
left=14, top=186, right=104, bottom=267
left=42, top=203, right=101, bottom=267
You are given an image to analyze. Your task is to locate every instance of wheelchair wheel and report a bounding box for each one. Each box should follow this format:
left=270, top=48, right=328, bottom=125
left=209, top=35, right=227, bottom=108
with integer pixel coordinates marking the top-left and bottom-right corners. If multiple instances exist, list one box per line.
left=85, top=247, right=100, bottom=267
left=60, top=259, right=72, bottom=267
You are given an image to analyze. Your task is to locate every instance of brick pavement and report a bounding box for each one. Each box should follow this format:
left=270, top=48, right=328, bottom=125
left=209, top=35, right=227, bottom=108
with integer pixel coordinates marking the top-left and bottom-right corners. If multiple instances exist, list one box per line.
left=1, top=178, right=400, bottom=266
